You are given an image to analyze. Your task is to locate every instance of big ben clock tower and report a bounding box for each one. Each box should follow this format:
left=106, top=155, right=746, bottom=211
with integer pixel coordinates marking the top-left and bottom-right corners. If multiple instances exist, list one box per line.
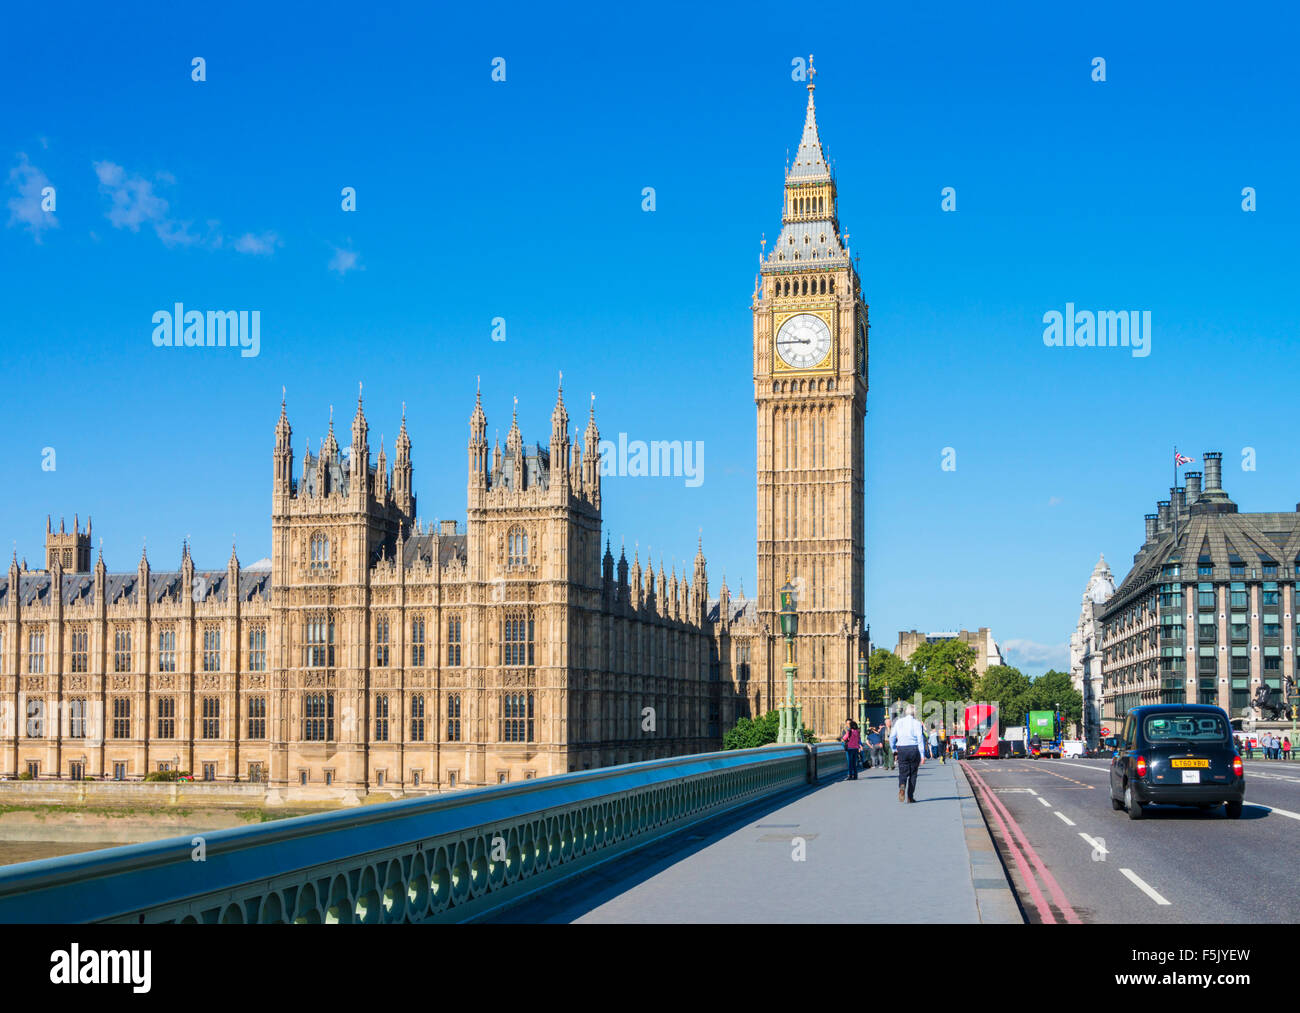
left=754, top=57, right=867, bottom=739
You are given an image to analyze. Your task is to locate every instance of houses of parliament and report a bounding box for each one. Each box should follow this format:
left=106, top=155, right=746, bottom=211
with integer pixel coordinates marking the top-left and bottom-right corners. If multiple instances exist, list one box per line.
left=0, top=66, right=869, bottom=791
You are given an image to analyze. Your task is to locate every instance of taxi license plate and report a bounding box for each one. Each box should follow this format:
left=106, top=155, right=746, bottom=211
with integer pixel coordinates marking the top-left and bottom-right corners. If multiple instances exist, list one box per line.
left=1171, top=759, right=1209, bottom=768
left=1181, top=770, right=1201, bottom=784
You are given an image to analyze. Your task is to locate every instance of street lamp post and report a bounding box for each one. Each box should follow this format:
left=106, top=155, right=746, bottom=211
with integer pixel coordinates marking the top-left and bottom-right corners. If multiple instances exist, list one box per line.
left=857, top=654, right=869, bottom=731
left=778, top=576, right=800, bottom=744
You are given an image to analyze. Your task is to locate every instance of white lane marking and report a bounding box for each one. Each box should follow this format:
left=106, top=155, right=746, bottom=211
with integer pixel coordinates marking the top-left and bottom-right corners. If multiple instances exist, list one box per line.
left=1121, top=868, right=1171, bottom=906
left=1079, top=832, right=1108, bottom=856
left=1052, top=762, right=1114, bottom=774
left=1054, top=811, right=1076, bottom=826
left=992, top=787, right=1037, bottom=793
left=1037, top=797, right=1052, bottom=807
left=1248, top=804, right=1300, bottom=821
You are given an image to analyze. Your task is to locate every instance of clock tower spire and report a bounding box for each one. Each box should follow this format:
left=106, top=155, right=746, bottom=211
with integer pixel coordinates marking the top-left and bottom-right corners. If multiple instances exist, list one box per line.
left=753, top=59, right=868, bottom=741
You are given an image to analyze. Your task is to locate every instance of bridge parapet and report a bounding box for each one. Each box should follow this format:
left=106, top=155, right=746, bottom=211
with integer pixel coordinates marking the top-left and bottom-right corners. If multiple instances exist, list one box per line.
left=0, top=743, right=846, bottom=923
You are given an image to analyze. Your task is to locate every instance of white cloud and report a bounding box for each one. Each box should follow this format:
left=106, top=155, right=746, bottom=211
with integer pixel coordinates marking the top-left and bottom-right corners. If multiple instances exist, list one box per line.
left=1003, top=638, right=1070, bottom=670
left=234, top=231, right=280, bottom=256
left=1047, top=496, right=1063, bottom=506
left=6, top=153, right=58, bottom=242
left=93, top=161, right=273, bottom=255
left=94, top=160, right=199, bottom=246
left=328, top=244, right=362, bottom=275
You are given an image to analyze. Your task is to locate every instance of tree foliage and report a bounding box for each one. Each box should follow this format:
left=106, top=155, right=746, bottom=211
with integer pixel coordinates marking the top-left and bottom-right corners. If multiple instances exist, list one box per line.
left=868, top=647, right=915, bottom=704
left=909, top=639, right=978, bottom=703
left=722, top=710, right=816, bottom=749
left=974, top=665, right=1034, bottom=726
left=1027, top=670, right=1082, bottom=730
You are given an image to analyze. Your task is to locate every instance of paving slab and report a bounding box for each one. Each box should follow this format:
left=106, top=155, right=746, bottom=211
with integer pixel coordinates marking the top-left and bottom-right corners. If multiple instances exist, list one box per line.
left=492, top=756, right=1020, bottom=923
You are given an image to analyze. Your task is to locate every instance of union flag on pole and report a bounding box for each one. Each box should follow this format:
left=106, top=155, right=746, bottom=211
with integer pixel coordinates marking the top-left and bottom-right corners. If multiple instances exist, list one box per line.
left=1175, top=452, right=1194, bottom=466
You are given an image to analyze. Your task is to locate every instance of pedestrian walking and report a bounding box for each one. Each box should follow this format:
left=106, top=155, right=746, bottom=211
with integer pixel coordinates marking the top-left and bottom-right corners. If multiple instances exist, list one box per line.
left=890, top=704, right=927, bottom=803
left=867, top=725, right=884, bottom=769
left=882, top=714, right=895, bottom=770
left=928, top=725, right=939, bottom=761
left=840, top=720, right=861, bottom=780
left=1284, top=736, right=1292, bottom=761
left=938, top=724, right=948, bottom=764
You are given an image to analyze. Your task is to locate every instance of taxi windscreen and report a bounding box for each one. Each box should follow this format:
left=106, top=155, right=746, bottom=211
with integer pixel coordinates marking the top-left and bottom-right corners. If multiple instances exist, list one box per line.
left=1142, top=713, right=1228, bottom=742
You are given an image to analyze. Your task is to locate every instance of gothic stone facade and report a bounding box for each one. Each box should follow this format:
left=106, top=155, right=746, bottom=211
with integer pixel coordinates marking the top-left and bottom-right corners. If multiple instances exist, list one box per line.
left=2, top=392, right=727, bottom=789
left=1069, top=555, right=1114, bottom=748
left=0, top=78, right=871, bottom=785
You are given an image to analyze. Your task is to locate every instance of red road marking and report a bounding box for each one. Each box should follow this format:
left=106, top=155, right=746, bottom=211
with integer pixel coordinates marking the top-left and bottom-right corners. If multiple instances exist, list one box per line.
left=963, top=762, right=1082, bottom=925
left=961, top=764, right=1055, bottom=924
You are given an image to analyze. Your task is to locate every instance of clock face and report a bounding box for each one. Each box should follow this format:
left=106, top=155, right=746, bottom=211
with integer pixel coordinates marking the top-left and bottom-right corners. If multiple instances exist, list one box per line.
left=775, top=313, right=832, bottom=369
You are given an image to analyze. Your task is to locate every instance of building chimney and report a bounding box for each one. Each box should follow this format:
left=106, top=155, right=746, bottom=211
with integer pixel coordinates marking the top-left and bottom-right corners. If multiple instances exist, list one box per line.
left=1203, top=452, right=1223, bottom=491
left=440, top=520, right=458, bottom=536
left=1156, top=500, right=1171, bottom=532
left=1171, top=486, right=1186, bottom=518
left=1184, top=471, right=1202, bottom=503
left=1144, top=513, right=1158, bottom=542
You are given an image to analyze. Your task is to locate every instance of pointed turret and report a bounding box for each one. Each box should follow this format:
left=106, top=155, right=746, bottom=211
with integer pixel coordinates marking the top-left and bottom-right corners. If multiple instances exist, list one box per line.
left=584, top=392, right=601, bottom=506
left=630, top=549, right=643, bottom=610
left=789, top=55, right=831, bottom=182
left=350, top=384, right=369, bottom=500
left=394, top=403, right=414, bottom=515
left=764, top=54, right=847, bottom=270
left=274, top=388, right=294, bottom=494
left=468, top=386, right=488, bottom=491
left=550, top=375, right=570, bottom=495
left=617, top=541, right=629, bottom=606
left=376, top=437, right=389, bottom=501
left=322, top=406, right=339, bottom=462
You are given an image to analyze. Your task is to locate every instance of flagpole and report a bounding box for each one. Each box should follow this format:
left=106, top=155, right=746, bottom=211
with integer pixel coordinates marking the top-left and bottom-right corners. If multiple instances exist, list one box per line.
left=1172, top=445, right=1178, bottom=545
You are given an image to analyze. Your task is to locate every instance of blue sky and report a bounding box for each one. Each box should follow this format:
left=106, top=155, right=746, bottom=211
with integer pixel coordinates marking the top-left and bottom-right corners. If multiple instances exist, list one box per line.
left=3, top=1, right=1298, bottom=675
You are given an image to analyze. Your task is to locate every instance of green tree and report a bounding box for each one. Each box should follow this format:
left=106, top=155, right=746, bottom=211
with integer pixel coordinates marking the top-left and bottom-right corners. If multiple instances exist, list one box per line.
left=1026, top=670, right=1082, bottom=731
left=974, top=665, right=1033, bottom=726
left=868, top=648, right=915, bottom=704
left=909, top=639, right=977, bottom=703
left=722, top=710, right=815, bottom=749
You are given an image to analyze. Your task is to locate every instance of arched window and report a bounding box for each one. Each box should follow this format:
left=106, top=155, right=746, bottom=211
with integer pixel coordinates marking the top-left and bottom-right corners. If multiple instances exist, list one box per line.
left=375, top=616, right=390, bottom=667
left=507, top=526, right=529, bottom=566
left=501, top=614, right=535, bottom=667
left=309, top=532, right=330, bottom=571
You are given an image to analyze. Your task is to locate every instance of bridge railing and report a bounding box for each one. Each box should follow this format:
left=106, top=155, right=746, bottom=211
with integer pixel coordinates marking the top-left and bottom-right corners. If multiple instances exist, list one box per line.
left=0, top=742, right=847, bottom=924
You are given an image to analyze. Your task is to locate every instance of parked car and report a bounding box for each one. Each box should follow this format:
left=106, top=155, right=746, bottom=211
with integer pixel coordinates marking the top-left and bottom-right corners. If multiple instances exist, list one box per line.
left=1109, top=704, right=1244, bottom=820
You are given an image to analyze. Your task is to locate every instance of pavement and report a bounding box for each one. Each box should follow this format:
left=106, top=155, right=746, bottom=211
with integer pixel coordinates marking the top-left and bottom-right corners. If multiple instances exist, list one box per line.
left=962, top=757, right=1300, bottom=923
left=491, top=754, right=1021, bottom=923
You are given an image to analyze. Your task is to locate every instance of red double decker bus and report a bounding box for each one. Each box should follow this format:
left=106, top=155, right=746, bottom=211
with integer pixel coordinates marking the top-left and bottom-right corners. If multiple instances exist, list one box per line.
left=964, top=704, right=1000, bottom=758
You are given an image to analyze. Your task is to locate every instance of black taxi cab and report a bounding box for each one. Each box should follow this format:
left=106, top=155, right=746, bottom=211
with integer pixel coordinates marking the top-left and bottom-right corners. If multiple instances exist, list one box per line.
left=1108, top=704, right=1245, bottom=820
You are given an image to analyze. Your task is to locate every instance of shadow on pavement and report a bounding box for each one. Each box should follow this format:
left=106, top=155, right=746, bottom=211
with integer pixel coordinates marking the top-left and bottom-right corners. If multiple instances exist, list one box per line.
left=483, top=779, right=843, bottom=923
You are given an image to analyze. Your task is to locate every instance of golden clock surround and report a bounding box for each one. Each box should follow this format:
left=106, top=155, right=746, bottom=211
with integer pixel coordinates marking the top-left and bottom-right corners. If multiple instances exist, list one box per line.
left=771, top=307, right=836, bottom=374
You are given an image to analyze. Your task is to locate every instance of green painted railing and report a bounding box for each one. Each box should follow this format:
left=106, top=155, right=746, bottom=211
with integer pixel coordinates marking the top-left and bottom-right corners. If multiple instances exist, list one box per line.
left=0, top=743, right=847, bottom=923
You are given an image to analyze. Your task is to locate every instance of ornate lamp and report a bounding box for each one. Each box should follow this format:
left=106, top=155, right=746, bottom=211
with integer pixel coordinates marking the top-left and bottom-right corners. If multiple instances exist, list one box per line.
left=857, top=653, right=869, bottom=730
left=777, top=576, right=800, bottom=743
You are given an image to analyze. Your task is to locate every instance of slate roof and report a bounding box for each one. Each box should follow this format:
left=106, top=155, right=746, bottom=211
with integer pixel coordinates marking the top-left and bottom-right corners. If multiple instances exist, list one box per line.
left=1105, top=505, right=1300, bottom=615
left=0, top=569, right=272, bottom=607
left=707, top=596, right=757, bottom=625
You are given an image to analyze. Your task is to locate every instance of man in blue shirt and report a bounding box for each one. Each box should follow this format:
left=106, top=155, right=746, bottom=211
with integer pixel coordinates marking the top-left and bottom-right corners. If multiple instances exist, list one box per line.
left=890, top=704, right=928, bottom=803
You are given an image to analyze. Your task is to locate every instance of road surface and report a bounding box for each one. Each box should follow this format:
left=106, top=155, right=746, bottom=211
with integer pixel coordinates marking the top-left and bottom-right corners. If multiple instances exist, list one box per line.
left=962, top=758, right=1300, bottom=923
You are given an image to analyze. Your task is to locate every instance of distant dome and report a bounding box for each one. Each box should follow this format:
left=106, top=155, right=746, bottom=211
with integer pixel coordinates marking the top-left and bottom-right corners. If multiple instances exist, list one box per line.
left=1088, top=576, right=1115, bottom=603
left=246, top=557, right=272, bottom=571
